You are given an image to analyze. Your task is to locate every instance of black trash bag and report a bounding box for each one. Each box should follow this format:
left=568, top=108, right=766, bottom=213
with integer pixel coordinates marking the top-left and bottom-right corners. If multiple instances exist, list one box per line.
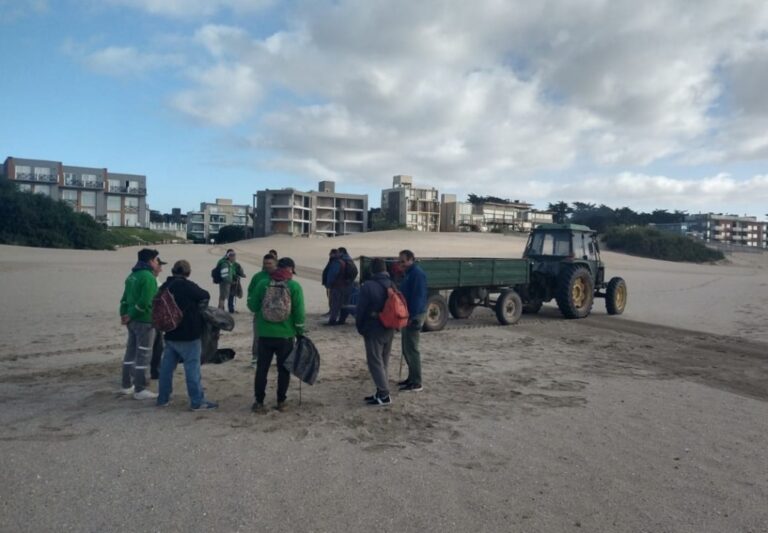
left=283, top=335, right=320, bottom=385
left=203, top=348, right=236, bottom=365
left=200, top=307, right=236, bottom=364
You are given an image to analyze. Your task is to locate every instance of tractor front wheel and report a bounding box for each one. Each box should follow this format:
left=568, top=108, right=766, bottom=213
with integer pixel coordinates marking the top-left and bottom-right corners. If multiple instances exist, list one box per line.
left=605, top=277, right=627, bottom=315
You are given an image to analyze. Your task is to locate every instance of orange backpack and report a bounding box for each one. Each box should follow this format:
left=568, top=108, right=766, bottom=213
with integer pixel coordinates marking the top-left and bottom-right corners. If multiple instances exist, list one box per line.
left=377, top=282, right=409, bottom=330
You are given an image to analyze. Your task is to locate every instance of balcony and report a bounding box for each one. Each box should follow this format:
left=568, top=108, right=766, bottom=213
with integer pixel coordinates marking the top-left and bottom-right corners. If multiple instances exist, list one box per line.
left=15, top=172, right=58, bottom=183
left=63, top=178, right=104, bottom=189
left=108, top=186, right=147, bottom=195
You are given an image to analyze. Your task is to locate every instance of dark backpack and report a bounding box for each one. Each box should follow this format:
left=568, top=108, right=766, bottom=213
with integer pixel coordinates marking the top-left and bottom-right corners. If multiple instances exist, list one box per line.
left=343, top=257, right=358, bottom=282
left=283, top=335, right=320, bottom=385
left=377, top=281, right=409, bottom=330
left=211, top=265, right=222, bottom=284
left=152, top=284, right=183, bottom=332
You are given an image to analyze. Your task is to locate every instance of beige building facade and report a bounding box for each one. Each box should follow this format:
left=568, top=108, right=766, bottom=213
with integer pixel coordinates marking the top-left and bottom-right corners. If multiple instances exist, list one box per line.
left=381, top=175, right=440, bottom=232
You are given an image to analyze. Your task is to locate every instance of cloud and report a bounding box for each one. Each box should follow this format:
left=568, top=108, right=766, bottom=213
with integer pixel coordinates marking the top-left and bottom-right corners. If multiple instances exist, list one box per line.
left=509, top=172, right=768, bottom=212
left=0, top=0, right=48, bottom=22
left=83, top=46, right=184, bottom=77
left=105, top=0, right=273, bottom=18
left=171, top=64, right=262, bottom=126
left=89, top=0, right=768, bottom=212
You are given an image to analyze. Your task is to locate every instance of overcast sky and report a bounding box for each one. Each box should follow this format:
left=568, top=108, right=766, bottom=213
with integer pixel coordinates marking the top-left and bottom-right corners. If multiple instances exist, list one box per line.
left=1, top=0, right=767, bottom=216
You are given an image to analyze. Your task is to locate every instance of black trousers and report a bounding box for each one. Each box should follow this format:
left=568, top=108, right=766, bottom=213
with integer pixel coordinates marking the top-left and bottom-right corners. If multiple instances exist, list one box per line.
left=254, top=337, right=294, bottom=404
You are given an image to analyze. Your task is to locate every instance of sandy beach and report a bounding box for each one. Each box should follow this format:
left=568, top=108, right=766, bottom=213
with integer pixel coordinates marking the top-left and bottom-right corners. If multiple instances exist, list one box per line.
left=1, top=231, right=767, bottom=532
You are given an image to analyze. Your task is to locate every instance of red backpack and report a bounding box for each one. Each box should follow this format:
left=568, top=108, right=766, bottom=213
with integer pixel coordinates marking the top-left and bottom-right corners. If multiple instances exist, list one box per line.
left=378, top=283, right=409, bottom=330
left=152, top=283, right=183, bottom=332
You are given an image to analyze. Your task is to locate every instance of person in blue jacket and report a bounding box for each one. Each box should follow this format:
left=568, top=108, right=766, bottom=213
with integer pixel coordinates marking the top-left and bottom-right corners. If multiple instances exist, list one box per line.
left=397, top=249, right=427, bottom=392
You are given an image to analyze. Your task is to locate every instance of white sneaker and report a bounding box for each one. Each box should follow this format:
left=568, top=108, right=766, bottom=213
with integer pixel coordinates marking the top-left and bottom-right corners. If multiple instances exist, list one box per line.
left=133, top=389, right=158, bottom=400
left=119, top=386, right=134, bottom=395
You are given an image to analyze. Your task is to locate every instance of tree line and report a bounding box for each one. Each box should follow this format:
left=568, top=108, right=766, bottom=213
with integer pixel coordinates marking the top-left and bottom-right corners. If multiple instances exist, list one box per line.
left=546, top=201, right=687, bottom=232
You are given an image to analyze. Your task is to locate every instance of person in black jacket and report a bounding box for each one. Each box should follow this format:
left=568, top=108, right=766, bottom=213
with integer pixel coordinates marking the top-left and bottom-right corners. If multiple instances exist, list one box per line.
left=156, top=260, right=218, bottom=410
left=356, top=258, right=396, bottom=406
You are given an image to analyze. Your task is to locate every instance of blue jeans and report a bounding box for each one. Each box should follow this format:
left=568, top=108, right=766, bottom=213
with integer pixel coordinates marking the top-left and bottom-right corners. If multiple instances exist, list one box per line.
left=157, top=339, right=205, bottom=408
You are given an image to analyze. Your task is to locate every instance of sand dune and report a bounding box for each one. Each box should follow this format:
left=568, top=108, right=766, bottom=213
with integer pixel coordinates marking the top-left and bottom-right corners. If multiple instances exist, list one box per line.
left=1, top=232, right=767, bottom=532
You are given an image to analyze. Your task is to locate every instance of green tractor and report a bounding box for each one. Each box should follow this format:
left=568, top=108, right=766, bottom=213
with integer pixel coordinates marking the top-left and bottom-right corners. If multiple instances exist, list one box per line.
left=519, top=223, right=627, bottom=319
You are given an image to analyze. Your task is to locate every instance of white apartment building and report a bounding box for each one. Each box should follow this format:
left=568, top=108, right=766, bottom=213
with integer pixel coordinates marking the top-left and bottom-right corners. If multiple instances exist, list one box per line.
left=187, top=198, right=250, bottom=242
left=381, top=175, right=440, bottom=232
left=253, top=181, right=368, bottom=237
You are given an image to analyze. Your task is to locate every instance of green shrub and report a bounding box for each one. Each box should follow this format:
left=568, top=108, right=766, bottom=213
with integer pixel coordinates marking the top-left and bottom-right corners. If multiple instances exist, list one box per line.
left=603, top=226, right=724, bottom=263
left=0, top=178, right=111, bottom=249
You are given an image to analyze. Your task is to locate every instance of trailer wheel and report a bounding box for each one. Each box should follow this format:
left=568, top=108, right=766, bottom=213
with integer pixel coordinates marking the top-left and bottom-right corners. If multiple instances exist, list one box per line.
left=555, top=265, right=594, bottom=319
left=423, top=294, right=449, bottom=332
left=448, top=288, right=475, bottom=319
left=495, top=290, right=523, bottom=325
left=605, top=277, right=627, bottom=315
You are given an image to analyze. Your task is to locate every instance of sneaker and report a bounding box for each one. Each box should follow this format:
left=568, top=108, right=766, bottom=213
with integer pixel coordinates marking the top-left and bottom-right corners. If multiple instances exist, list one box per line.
left=191, top=401, right=218, bottom=411
left=364, top=392, right=377, bottom=402
left=366, top=394, right=392, bottom=406
left=275, top=401, right=286, bottom=412
left=400, top=383, right=423, bottom=392
left=133, top=389, right=158, bottom=400
left=251, top=402, right=265, bottom=413
left=156, top=400, right=171, bottom=408
left=396, top=379, right=410, bottom=387
left=119, top=386, right=135, bottom=395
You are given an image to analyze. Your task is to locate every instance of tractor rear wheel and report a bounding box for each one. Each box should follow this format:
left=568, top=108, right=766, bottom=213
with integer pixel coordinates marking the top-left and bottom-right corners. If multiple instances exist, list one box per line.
left=555, top=265, right=594, bottom=319
left=423, top=293, right=449, bottom=331
left=605, top=277, right=627, bottom=315
left=448, top=288, right=475, bottom=319
left=495, top=290, right=523, bottom=325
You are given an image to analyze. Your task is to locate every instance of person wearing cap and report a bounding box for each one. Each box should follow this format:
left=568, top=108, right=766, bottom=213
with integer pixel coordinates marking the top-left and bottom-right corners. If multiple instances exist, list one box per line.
left=248, top=257, right=305, bottom=413
left=156, top=260, right=218, bottom=410
left=215, top=250, right=237, bottom=310
left=119, top=248, right=165, bottom=400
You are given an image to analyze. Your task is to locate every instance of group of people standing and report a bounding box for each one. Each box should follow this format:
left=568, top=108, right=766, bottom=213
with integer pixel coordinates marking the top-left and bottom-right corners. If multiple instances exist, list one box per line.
left=118, top=244, right=428, bottom=411
left=119, top=248, right=217, bottom=409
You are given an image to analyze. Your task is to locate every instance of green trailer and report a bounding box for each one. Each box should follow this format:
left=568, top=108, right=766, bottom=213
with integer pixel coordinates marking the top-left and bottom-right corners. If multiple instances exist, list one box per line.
left=360, top=256, right=530, bottom=331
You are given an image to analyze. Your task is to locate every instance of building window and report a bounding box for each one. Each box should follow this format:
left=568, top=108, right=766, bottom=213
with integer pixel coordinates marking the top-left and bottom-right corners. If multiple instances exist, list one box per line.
left=81, top=191, right=96, bottom=207
left=107, top=212, right=122, bottom=227
left=33, top=184, right=51, bottom=196
left=107, top=196, right=121, bottom=211
left=61, top=189, right=78, bottom=203
left=15, top=165, right=31, bottom=176
left=34, top=167, right=53, bottom=177
left=125, top=197, right=139, bottom=208
left=80, top=207, right=96, bottom=218
left=124, top=213, right=139, bottom=227
left=17, top=183, right=32, bottom=192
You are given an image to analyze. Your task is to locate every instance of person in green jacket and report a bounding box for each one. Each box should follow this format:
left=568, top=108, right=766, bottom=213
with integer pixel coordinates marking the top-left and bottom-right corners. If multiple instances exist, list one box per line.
left=248, top=257, right=305, bottom=413
left=216, top=250, right=237, bottom=310
left=247, top=253, right=278, bottom=367
left=119, top=248, right=165, bottom=400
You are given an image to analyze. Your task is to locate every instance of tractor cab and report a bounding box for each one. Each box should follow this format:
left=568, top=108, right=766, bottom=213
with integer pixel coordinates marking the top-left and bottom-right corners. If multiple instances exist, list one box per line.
left=523, top=223, right=604, bottom=284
